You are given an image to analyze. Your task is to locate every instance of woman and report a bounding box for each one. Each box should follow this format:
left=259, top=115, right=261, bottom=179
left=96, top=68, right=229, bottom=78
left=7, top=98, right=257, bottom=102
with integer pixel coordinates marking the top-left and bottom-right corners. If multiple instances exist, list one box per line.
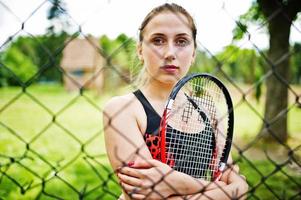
left=103, top=3, right=248, bottom=200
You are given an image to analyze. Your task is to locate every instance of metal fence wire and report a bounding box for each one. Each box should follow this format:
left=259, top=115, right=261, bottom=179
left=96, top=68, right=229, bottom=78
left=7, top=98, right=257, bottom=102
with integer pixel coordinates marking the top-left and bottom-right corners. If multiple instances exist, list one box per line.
left=0, top=0, right=300, bottom=199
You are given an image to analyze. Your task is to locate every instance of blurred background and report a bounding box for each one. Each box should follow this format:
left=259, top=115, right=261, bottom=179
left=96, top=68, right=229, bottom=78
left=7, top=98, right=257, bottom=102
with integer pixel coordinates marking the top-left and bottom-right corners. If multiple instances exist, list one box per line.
left=0, top=0, right=300, bottom=199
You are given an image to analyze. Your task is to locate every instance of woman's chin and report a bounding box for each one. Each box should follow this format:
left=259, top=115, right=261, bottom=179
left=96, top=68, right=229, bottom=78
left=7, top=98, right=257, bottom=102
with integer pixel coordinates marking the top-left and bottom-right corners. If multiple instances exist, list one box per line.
left=159, top=77, right=179, bottom=86
left=147, top=74, right=183, bottom=86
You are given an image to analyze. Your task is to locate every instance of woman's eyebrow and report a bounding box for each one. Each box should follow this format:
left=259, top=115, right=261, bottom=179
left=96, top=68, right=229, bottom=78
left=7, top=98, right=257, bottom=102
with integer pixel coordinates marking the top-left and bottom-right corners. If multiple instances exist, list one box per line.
left=150, top=33, right=166, bottom=37
left=149, top=33, right=191, bottom=37
left=175, top=33, right=191, bottom=37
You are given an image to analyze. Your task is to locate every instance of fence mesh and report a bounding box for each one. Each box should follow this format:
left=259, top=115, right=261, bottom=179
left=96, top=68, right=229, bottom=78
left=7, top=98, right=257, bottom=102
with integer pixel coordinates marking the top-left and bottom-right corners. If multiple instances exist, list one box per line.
left=0, top=0, right=300, bottom=199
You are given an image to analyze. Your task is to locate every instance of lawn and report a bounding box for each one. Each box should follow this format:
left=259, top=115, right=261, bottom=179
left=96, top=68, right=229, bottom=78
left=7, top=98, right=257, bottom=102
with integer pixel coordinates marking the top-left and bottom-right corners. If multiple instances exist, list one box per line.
left=0, top=84, right=300, bottom=199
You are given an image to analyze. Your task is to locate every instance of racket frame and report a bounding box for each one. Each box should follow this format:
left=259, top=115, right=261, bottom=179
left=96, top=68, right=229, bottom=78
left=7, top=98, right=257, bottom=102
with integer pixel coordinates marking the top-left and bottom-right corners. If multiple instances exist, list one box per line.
left=159, top=73, right=234, bottom=180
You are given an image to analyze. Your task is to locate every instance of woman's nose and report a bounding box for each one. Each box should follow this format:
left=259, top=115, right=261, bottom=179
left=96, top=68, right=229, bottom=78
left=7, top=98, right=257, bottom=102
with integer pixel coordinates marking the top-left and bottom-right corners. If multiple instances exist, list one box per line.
left=164, top=43, right=176, bottom=61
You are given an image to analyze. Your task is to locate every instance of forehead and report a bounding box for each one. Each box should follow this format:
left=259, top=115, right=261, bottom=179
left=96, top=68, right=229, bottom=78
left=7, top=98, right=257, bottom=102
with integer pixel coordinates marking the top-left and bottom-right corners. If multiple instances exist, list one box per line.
left=143, top=11, right=192, bottom=37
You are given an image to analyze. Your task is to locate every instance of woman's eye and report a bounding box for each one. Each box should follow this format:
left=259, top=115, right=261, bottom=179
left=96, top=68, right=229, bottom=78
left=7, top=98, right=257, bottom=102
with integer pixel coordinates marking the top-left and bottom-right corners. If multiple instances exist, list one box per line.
left=152, top=38, right=165, bottom=45
left=176, top=39, right=189, bottom=47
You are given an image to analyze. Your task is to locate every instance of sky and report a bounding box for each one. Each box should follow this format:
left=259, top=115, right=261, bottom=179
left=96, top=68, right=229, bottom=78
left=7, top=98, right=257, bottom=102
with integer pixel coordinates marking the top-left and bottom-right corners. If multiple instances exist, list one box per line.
left=0, top=0, right=300, bottom=53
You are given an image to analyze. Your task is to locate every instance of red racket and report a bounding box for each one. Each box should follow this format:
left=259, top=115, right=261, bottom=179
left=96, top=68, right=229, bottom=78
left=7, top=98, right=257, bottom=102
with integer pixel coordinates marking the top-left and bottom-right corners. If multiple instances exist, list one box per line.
left=159, top=73, right=234, bottom=181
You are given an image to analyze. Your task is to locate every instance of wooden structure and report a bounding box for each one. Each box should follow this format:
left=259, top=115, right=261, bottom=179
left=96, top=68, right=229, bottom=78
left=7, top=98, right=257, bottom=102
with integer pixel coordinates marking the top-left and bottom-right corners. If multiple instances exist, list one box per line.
left=61, top=37, right=104, bottom=93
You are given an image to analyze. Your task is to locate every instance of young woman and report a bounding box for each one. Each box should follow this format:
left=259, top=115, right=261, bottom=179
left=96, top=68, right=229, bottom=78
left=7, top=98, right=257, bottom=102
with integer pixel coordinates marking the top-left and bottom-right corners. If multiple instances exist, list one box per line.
left=103, top=3, right=248, bottom=200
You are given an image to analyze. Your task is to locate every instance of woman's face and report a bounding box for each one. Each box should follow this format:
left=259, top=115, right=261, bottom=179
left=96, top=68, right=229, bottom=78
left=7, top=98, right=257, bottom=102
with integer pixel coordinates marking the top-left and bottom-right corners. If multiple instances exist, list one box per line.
left=138, top=11, right=196, bottom=85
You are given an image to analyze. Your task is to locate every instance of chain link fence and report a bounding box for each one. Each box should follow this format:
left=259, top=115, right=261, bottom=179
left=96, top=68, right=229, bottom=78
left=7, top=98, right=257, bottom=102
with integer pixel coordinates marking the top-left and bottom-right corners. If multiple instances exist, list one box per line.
left=0, top=0, right=300, bottom=199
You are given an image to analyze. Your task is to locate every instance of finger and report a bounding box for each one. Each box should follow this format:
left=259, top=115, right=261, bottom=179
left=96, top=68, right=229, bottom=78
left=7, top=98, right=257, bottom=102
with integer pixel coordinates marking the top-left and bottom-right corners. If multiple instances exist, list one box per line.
left=143, top=159, right=165, bottom=167
left=118, top=173, right=142, bottom=187
left=240, top=174, right=247, bottom=181
left=121, top=182, right=140, bottom=193
left=205, top=180, right=226, bottom=190
left=219, top=170, right=230, bottom=182
left=120, top=166, right=155, bottom=181
left=214, top=180, right=227, bottom=187
left=232, top=164, right=240, bottom=173
left=121, top=182, right=151, bottom=195
left=132, top=158, right=168, bottom=169
left=128, top=193, right=146, bottom=200
left=131, top=159, right=155, bottom=168
left=119, top=167, right=142, bottom=178
left=219, top=163, right=239, bottom=182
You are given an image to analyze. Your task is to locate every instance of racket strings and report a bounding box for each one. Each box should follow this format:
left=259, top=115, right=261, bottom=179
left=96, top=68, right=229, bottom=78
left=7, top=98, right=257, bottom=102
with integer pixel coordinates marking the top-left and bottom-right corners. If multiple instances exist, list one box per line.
left=164, top=77, right=229, bottom=180
left=166, top=127, right=215, bottom=179
left=191, top=77, right=228, bottom=162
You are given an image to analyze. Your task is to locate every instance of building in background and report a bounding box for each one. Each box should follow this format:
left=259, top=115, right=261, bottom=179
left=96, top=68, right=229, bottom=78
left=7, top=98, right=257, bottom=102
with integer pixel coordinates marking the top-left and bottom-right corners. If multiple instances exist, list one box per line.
left=61, top=36, right=104, bottom=93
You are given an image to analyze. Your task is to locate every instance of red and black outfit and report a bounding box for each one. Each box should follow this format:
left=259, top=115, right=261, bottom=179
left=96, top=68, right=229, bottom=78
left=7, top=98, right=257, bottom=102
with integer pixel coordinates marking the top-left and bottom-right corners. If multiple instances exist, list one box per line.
left=133, top=90, right=161, bottom=160
left=133, top=89, right=214, bottom=178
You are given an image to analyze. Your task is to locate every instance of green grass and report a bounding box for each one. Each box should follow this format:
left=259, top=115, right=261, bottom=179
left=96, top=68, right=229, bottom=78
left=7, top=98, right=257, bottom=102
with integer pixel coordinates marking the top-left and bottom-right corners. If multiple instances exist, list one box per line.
left=0, top=84, right=300, bottom=199
left=0, top=84, right=121, bottom=199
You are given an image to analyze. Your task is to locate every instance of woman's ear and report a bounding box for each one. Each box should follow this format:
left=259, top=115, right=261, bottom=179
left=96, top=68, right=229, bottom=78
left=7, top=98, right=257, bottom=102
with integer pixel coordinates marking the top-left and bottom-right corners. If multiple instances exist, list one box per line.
left=191, top=49, right=196, bottom=65
left=136, top=42, right=143, bottom=61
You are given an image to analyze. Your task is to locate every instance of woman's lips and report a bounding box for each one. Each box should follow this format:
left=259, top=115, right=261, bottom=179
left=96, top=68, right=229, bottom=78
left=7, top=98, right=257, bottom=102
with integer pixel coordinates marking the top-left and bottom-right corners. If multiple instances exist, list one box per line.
left=160, top=65, right=179, bottom=73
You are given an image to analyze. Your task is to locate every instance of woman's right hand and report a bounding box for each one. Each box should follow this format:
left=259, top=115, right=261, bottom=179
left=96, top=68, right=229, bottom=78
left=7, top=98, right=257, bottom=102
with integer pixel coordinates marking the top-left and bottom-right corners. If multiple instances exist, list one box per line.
left=118, top=159, right=178, bottom=199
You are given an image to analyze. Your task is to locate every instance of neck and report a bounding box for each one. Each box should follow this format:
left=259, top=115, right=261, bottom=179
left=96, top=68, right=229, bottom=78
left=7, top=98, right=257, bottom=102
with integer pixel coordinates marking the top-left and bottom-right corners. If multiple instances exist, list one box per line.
left=141, top=79, right=175, bottom=101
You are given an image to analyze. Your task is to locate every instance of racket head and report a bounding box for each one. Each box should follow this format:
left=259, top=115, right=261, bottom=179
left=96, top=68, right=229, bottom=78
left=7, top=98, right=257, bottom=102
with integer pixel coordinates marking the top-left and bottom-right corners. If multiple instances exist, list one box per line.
left=159, top=73, right=234, bottom=181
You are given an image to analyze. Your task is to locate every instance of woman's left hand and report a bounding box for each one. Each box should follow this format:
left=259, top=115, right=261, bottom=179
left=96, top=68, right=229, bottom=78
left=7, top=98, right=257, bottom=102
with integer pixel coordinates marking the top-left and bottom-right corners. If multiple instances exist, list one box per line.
left=117, top=159, right=177, bottom=199
left=223, top=164, right=249, bottom=199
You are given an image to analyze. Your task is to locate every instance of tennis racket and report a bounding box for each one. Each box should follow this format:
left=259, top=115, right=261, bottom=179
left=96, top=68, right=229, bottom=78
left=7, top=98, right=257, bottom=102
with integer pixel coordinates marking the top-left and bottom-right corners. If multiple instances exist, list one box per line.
left=159, top=73, right=234, bottom=181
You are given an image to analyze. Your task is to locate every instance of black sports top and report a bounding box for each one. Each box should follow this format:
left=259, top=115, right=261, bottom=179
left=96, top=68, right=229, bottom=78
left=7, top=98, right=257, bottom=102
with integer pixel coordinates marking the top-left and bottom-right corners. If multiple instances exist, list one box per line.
left=133, top=89, right=161, bottom=160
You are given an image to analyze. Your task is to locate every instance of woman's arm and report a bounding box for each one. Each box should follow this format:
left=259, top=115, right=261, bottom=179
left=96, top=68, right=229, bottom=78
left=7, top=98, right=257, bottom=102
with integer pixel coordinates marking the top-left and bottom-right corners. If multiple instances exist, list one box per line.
left=168, top=164, right=248, bottom=200
left=118, top=159, right=227, bottom=199
left=118, top=156, right=248, bottom=199
left=103, top=96, right=152, bottom=169
left=103, top=95, right=153, bottom=200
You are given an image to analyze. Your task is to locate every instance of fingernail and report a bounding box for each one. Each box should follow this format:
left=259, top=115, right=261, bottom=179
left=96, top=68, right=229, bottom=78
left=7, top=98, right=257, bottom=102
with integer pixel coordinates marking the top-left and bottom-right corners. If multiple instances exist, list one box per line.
left=116, top=167, right=120, bottom=172
left=127, top=161, right=134, bottom=167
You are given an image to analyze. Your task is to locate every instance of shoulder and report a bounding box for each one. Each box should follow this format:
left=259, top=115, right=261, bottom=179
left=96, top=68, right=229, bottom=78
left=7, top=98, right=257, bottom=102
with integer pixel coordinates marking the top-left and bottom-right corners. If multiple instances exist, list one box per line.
left=103, top=92, right=147, bottom=120
left=103, top=92, right=147, bottom=133
left=104, top=93, right=137, bottom=116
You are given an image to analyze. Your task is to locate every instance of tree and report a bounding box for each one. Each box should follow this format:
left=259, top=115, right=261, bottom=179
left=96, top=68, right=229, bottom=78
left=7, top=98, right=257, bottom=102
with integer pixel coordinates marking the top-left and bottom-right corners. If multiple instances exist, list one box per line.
left=234, top=0, right=301, bottom=143
left=47, top=0, right=69, bottom=34
left=1, top=42, right=38, bottom=86
left=99, top=34, right=137, bottom=90
left=42, top=0, right=69, bottom=82
left=215, top=45, right=262, bottom=84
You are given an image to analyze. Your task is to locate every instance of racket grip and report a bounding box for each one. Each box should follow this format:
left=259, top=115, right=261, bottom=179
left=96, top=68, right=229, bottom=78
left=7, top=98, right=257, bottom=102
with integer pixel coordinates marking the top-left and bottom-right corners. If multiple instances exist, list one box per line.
left=214, top=162, right=226, bottom=181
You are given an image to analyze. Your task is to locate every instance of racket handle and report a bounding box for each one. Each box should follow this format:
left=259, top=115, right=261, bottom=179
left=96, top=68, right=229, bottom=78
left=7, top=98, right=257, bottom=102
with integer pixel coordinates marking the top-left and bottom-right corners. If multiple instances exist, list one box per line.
left=214, top=162, right=226, bottom=181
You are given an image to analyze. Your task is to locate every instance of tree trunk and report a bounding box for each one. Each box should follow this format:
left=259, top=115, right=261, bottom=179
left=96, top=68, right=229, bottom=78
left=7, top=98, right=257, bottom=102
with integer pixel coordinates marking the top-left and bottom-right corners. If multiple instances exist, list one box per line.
left=260, top=16, right=291, bottom=143
left=257, top=0, right=301, bottom=143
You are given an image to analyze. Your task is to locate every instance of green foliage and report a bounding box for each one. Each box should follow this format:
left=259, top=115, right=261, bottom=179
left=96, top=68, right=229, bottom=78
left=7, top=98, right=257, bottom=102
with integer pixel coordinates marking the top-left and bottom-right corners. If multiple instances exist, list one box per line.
left=99, top=34, right=137, bottom=90
left=190, top=50, right=216, bottom=74
left=33, top=32, right=68, bottom=82
left=99, top=35, right=111, bottom=57
left=232, top=1, right=265, bottom=41
left=0, top=33, right=69, bottom=87
left=291, top=43, right=301, bottom=84
left=1, top=44, right=38, bottom=86
left=1, top=33, right=300, bottom=88
left=232, top=22, right=248, bottom=41
left=239, top=158, right=301, bottom=200
left=216, top=45, right=264, bottom=82
left=47, top=0, right=69, bottom=34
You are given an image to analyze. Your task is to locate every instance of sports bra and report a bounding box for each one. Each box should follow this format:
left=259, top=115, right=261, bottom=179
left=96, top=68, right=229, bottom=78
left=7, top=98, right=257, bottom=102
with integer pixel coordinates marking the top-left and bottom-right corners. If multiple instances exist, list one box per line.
left=133, top=90, right=161, bottom=160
